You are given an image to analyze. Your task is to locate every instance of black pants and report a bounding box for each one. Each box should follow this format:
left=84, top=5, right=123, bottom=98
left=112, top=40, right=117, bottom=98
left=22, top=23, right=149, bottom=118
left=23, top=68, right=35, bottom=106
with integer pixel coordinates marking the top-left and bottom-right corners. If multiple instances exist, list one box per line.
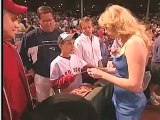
left=151, top=62, right=160, bottom=85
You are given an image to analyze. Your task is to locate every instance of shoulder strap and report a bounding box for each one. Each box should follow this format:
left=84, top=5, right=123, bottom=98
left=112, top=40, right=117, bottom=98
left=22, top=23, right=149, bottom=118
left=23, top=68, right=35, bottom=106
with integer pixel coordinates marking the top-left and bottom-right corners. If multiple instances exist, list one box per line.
left=119, top=43, right=126, bottom=55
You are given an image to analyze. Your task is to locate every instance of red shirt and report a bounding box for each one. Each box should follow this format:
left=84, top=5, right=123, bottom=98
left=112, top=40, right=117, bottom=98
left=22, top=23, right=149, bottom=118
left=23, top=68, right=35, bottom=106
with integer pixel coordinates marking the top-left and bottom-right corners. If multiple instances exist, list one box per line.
left=3, top=41, right=32, bottom=120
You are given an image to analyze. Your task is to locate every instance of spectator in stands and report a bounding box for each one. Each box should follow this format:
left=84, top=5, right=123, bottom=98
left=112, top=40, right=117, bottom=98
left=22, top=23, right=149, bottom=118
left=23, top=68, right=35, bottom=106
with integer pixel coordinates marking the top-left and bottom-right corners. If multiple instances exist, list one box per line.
left=143, top=23, right=154, bottom=102
left=16, top=18, right=26, bottom=33
left=3, top=0, right=33, bottom=120
left=14, top=19, right=26, bottom=52
left=74, top=16, right=103, bottom=84
left=20, top=6, right=62, bottom=102
left=25, top=20, right=35, bottom=33
left=87, top=5, right=151, bottom=120
left=110, top=39, right=123, bottom=57
left=97, top=28, right=109, bottom=67
left=150, top=35, right=160, bottom=105
left=74, top=16, right=103, bottom=67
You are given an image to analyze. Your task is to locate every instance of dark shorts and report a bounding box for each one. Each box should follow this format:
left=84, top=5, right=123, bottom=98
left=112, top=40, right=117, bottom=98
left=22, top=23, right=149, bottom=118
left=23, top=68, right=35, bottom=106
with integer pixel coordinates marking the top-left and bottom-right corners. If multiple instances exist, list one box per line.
left=150, top=62, right=160, bottom=85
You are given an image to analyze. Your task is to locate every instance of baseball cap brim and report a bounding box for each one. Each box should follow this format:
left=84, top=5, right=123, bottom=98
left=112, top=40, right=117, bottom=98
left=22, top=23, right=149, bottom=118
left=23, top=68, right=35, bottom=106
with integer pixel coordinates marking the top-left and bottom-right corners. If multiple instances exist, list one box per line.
left=4, top=0, right=28, bottom=14
left=57, top=33, right=78, bottom=44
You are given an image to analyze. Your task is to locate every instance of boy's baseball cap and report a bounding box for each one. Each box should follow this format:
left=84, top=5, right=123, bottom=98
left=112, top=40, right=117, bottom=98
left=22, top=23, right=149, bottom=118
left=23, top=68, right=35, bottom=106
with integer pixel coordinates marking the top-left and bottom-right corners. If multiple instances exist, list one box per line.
left=4, top=0, right=28, bottom=14
left=57, top=32, right=79, bottom=44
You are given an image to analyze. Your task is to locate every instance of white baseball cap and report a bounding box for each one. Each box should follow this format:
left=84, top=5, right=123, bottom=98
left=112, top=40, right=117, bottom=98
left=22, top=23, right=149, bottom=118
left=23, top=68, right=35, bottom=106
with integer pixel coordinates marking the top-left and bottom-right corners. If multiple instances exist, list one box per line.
left=57, top=32, right=78, bottom=44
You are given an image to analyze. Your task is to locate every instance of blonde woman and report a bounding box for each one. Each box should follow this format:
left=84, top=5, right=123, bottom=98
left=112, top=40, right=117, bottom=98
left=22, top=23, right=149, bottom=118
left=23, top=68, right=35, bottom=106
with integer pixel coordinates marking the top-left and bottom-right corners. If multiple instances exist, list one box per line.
left=87, top=5, right=151, bottom=120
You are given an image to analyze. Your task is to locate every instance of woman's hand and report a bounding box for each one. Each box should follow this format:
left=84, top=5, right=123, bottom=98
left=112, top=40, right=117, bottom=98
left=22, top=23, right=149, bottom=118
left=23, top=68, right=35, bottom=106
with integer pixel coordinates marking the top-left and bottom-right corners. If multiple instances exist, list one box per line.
left=87, top=68, right=104, bottom=79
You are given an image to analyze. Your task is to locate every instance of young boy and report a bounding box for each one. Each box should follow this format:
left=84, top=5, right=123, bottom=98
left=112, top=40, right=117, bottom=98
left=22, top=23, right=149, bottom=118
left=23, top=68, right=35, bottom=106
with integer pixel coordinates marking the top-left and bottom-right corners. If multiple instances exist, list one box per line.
left=50, top=33, right=87, bottom=93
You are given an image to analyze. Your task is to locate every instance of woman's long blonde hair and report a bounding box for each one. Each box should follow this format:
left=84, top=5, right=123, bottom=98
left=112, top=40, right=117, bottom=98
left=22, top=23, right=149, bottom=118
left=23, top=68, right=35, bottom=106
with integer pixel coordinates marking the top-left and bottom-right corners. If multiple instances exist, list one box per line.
left=98, top=5, right=152, bottom=53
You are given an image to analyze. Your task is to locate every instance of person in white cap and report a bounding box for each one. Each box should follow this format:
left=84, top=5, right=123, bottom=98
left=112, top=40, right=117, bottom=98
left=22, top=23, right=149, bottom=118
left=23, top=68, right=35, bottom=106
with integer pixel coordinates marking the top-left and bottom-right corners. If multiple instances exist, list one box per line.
left=50, top=33, right=89, bottom=93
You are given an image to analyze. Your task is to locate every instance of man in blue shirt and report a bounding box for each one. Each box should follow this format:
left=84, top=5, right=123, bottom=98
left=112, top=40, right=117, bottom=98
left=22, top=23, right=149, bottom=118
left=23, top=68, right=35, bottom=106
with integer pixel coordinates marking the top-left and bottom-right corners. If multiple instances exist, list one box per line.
left=150, top=35, right=160, bottom=105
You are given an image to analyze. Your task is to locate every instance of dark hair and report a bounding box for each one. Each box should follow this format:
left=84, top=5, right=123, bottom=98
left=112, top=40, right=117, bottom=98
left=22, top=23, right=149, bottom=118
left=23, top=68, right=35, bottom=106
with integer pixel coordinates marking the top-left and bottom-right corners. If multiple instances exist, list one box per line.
left=37, top=6, right=54, bottom=19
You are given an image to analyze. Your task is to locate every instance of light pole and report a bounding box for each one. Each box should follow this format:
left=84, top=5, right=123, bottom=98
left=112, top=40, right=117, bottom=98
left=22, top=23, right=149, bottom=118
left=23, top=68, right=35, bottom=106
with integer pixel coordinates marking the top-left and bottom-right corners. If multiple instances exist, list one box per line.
left=146, top=0, right=150, bottom=19
left=81, top=0, right=83, bottom=18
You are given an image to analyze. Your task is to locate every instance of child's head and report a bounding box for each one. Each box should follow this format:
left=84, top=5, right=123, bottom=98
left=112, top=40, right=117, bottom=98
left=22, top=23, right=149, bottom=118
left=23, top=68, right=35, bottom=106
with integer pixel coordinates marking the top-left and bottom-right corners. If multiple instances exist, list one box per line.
left=58, top=33, right=78, bottom=55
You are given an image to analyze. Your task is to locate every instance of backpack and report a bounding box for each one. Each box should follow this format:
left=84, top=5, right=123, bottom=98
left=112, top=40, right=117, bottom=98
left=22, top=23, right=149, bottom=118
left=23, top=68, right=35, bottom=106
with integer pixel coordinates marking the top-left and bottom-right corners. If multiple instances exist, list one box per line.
left=23, top=93, right=99, bottom=120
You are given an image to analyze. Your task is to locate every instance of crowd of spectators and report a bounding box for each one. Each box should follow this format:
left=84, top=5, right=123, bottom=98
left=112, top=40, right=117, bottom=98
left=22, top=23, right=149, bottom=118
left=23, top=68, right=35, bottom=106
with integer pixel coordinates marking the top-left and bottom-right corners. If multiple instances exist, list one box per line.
left=18, top=11, right=160, bottom=38
left=14, top=11, right=160, bottom=64
left=13, top=9, right=160, bottom=106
